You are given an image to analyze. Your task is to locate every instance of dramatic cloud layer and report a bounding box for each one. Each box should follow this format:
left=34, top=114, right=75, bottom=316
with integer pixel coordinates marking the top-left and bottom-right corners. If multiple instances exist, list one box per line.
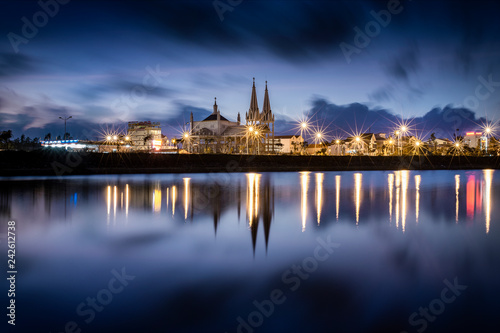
left=1, top=0, right=500, bottom=139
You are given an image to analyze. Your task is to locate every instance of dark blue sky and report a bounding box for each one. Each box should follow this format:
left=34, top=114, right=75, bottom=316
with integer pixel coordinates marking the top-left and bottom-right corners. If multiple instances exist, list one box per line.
left=1, top=0, right=500, bottom=139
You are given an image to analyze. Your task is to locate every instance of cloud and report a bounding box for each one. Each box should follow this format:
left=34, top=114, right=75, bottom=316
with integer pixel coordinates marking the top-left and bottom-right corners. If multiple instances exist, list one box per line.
left=0, top=52, right=37, bottom=78
left=294, top=98, right=486, bottom=140
left=382, top=47, right=420, bottom=82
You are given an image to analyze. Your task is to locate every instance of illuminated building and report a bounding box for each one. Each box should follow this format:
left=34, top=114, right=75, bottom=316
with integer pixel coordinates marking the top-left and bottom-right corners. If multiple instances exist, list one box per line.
left=127, top=121, right=162, bottom=151
left=189, top=78, right=275, bottom=154
left=464, top=132, right=488, bottom=150
left=272, top=135, right=304, bottom=154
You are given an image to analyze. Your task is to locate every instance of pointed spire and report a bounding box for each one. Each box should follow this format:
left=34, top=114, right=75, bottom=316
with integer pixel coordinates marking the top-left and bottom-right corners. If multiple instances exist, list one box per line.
left=248, top=78, right=260, bottom=122
left=262, top=80, right=272, bottom=122
left=213, top=97, right=218, bottom=114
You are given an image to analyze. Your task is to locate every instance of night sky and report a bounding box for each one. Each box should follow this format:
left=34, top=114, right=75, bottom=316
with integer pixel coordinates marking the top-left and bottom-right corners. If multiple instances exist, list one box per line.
left=1, top=0, right=500, bottom=140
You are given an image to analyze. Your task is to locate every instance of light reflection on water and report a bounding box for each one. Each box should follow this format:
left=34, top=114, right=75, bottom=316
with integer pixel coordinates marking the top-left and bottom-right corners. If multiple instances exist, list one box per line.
left=0, top=170, right=499, bottom=333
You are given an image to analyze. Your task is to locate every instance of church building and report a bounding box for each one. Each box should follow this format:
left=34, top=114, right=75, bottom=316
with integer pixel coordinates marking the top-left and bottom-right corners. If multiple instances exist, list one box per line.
left=188, top=78, right=275, bottom=154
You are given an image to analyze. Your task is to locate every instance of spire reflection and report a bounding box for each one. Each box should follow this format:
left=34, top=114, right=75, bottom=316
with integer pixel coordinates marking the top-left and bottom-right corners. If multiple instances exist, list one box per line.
left=246, top=173, right=261, bottom=227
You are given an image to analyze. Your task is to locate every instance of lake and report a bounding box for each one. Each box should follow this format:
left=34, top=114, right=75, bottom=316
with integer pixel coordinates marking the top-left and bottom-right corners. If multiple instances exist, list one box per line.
left=1, top=170, right=499, bottom=333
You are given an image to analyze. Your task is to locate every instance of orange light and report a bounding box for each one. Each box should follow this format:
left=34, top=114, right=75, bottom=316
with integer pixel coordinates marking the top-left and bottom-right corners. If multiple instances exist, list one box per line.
left=152, top=140, right=162, bottom=147
left=466, top=132, right=475, bottom=136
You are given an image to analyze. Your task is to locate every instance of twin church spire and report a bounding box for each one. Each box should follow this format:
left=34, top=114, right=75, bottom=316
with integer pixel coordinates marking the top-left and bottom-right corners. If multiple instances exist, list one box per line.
left=246, top=78, right=274, bottom=124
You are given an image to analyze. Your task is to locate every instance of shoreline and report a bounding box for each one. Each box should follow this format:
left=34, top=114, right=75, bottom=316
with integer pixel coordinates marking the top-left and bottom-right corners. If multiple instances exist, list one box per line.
left=1, top=150, right=499, bottom=177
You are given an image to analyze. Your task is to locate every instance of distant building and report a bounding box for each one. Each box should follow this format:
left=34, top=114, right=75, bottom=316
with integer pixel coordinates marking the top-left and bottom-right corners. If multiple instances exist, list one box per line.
left=345, top=133, right=376, bottom=155
left=464, top=131, right=488, bottom=150
left=273, top=135, right=304, bottom=154
left=127, top=121, right=162, bottom=151
left=306, top=143, right=327, bottom=155
left=190, top=98, right=245, bottom=153
left=189, top=78, right=275, bottom=154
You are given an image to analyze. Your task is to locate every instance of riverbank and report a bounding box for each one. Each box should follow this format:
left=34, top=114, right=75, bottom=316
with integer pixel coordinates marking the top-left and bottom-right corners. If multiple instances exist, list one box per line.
left=1, top=150, right=499, bottom=177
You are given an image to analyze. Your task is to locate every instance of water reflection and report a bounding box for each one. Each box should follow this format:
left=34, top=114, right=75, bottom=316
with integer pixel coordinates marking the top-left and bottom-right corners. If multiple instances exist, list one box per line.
left=391, top=171, right=410, bottom=232
left=1, top=170, right=497, bottom=253
left=153, top=185, right=161, bottom=214
left=336, top=175, right=341, bottom=221
left=354, top=173, right=362, bottom=225
left=183, top=178, right=190, bottom=220
left=315, top=173, right=324, bottom=225
left=300, top=172, right=310, bottom=232
left=455, top=175, right=460, bottom=223
left=171, top=185, right=177, bottom=216
left=3, top=171, right=499, bottom=333
left=415, top=175, right=421, bottom=224
left=388, top=173, right=394, bottom=224
left=245, top=173, right=273, bottom=254
left=484, top=169, right=493, bottom=233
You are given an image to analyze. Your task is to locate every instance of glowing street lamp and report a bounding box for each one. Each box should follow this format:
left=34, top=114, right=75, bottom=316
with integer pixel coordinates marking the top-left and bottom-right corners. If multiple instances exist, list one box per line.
left=106, top=135, right=112, bottom=141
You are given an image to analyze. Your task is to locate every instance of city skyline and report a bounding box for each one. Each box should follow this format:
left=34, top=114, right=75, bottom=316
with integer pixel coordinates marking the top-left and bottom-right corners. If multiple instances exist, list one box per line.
left=1, top=0, right=500, bottom=139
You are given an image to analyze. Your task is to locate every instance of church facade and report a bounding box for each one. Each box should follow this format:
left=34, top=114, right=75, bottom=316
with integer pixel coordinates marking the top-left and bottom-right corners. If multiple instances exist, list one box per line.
left=188, top=79, right=275, bottom=154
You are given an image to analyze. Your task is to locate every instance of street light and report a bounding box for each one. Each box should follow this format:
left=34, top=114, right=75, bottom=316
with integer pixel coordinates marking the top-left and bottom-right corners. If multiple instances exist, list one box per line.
left=246, top=126, right=255, bottom=154
left=59, top=116, right=72, bottom=140
left=254, top=130, right=260, bottom=155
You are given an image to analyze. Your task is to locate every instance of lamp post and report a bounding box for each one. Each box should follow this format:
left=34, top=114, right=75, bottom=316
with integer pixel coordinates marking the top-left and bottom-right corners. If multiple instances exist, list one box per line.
left=183, top=132, right=190, bottom=153
left=255, top=130, right=260, bottom=155
left=59, top=116, right=72, bottom=140
left=395, top=130, right=401, bottom=155
left=247, top=126, right=254, bottom=154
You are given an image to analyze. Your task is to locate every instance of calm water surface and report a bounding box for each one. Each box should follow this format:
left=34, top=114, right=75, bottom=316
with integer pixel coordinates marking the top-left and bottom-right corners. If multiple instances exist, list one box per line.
left=1, top=170, right=499, bottom=333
